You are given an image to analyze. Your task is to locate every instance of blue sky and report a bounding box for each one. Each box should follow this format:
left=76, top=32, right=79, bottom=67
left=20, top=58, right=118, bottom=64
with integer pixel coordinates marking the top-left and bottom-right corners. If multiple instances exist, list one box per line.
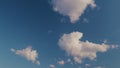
left=0, top=0, right=120, bottom=68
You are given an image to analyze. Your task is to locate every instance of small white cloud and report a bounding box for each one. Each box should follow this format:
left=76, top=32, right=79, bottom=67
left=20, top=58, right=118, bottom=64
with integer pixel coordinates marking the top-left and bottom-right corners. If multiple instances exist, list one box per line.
left=49, top=64, right=55, bottom=68
left=11, top=46, right=40, bottom=65
left=52, top=0, right=96, bottom=23
left=67, top=58, right=73, bottom=64
left=58, top=31, right=114, bottom=63
left=85, top=64, right=91, bottom=67
left=11, top=48, right=15, bottom=52
left=111, top=45, right=119, bottom=49
left=36, top=61, right=40, bottom=65
left=67, top=58, right=71, bottom=62
left=57, top=60, right=65, bottom=65
left=74, top=57, right=82, bottom=64
left=94, top=66, right=102, bottom=68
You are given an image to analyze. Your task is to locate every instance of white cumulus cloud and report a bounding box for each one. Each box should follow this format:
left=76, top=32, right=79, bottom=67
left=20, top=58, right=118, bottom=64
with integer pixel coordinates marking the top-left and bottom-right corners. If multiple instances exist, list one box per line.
left=11, top=46, right=40, bottom=65
left=58, top=31, right=112, bottom=63
left=52, top=0, right=96, bottom=23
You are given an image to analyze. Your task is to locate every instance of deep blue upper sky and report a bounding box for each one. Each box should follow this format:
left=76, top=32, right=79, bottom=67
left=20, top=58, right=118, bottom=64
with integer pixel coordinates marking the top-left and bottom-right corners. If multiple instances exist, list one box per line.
left=0, top=0, right=120, bottom=68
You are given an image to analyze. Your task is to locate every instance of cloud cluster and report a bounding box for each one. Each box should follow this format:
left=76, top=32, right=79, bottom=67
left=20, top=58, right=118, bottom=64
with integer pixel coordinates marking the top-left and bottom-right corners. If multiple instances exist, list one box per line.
left=11, top=47, right=40, bottom=65
left=52, top=0, right=96, bottom=23
left=58, top=31, right=111, bottom=63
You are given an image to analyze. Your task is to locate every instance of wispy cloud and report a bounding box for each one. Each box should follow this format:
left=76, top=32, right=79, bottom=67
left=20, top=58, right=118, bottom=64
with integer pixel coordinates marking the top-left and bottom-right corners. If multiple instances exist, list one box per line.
left=11, top=46, right=40, bottom=65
